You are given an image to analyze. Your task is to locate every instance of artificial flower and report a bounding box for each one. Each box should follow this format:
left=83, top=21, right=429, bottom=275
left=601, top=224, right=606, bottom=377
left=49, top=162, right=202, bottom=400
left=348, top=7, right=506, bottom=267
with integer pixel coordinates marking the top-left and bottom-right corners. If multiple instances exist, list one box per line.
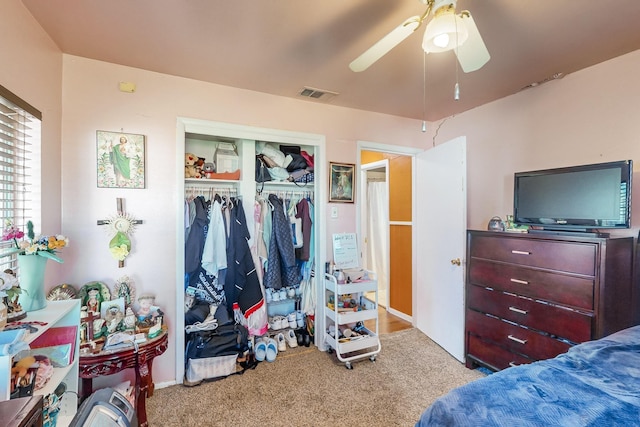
left=1, top=220, right=68, bottom=263
left=110, top=244, right=130, bottom=261
left=109, top=231, right=131, bottom=262
left=0, top=270, right=20, bottom=300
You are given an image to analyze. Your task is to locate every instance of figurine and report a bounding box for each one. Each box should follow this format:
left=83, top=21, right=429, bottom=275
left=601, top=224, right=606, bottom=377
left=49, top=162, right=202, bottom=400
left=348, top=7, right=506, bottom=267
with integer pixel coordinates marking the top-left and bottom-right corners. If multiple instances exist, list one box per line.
left=104, top=305, right=125, bottom=334
left=85, top=287, right=102, bottom=314
left=136, top=294, right=162, bottom=328
left=114, top=275, right=135, bottom=308
left=123, top=307, right=136, bottom=331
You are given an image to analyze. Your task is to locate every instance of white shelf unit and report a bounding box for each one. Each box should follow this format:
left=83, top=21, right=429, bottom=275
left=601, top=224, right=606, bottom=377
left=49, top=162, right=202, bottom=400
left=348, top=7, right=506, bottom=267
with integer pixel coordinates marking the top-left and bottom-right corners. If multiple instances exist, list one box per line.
left=176, top=118, right=327, bottom=383
left=0, top=299, right=80, bottom=426
left=324, top=271, right=381, bottom=369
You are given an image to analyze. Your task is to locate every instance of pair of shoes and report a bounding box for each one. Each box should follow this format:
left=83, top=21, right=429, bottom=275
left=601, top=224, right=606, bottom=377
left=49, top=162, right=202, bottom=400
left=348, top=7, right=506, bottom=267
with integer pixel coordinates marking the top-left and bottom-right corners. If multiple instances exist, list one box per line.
left=296, top=328, right=311, bottom=347
left=255, top=337, right=279, bottom=362
left=269, top=316, right=288, bottom=330
left=276, top=332, right=287, bottom=352
left=285, top=329, right=298, bottom=348
left=268, top=288, right=287, bottom=302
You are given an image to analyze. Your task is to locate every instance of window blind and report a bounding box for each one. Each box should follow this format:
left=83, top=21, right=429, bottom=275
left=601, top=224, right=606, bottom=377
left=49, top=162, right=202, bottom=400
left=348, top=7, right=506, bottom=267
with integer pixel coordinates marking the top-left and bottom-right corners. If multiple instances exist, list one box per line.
left=0, top=85, right=41, bottom=272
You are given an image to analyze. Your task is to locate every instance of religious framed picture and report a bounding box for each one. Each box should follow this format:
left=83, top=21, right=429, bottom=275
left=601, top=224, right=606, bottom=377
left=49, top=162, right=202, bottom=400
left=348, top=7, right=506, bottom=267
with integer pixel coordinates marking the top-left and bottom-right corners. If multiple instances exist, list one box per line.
left=96, top=130, right=146, bottom=189
left=329, top=162, right=355, bottom=203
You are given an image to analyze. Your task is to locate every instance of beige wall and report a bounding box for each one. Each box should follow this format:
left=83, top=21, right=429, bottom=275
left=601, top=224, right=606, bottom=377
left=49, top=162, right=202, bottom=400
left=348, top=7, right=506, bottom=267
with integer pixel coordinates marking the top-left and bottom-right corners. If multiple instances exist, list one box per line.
left=0, top=1, right=64, bottom=282
left=58, top=56, right=427, bottom=385
left=428, top=50, right=640, bottom=236
left=5, top=1, right=640, bottom=386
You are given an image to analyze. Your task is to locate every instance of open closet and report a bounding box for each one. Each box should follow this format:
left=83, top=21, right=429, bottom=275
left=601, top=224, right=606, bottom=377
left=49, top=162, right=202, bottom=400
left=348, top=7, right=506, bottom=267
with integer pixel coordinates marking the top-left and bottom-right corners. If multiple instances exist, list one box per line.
left=175, top=118, right=327, bottom=382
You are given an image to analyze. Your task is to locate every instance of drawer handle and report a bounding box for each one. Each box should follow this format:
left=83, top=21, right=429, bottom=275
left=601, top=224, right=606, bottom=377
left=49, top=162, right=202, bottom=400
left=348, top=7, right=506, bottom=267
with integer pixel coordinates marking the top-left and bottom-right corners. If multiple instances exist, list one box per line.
left=508, top=362, right=519, bottom=367
left=510, top=278, right=529, bottom=285
left=511, top=250, right=530, bottom=255
left=508, top=306, right=528, bottom=315
left=507, top=335, right=527, bottom=345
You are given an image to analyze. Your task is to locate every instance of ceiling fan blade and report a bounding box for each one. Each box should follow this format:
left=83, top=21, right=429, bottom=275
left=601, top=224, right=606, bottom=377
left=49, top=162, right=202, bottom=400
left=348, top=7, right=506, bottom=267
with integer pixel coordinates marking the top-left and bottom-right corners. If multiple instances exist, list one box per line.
left=349, top=16, right=421, bottom=72
left=454, top=13, right=490, bottom=73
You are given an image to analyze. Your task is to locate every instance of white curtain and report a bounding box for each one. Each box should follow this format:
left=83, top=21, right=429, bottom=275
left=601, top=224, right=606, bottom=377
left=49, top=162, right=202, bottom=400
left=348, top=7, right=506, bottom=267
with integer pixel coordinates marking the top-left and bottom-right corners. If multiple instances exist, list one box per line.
left=367, top=181, right=389, bottom=307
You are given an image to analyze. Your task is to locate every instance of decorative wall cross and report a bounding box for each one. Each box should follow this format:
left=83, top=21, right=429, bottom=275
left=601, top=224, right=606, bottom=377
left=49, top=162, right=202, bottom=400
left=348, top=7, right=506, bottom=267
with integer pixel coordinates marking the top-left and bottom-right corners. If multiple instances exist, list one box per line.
left=97, top=198, right=143, bottom=267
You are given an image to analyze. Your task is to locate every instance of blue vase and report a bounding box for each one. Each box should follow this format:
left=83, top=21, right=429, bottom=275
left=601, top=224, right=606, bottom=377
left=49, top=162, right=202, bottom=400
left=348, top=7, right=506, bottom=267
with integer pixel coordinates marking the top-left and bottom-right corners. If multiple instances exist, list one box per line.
left=17, top=254, right=48, bottom=312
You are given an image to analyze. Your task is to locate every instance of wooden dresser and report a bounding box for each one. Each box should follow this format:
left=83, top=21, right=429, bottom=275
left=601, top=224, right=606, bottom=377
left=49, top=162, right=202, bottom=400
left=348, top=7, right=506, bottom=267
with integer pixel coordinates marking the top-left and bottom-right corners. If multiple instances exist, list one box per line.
left=465, top=230, right=635, bottom=371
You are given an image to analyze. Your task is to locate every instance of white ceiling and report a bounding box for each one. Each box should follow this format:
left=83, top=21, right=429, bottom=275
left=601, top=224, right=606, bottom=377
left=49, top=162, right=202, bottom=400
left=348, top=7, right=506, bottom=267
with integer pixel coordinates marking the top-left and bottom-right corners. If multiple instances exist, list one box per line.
left=21, top=0, right=640, bottom=121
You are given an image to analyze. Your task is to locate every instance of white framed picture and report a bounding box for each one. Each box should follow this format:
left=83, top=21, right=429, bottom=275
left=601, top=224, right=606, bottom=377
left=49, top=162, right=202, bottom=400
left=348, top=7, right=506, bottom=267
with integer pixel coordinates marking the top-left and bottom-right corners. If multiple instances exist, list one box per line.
left=96, top=130, right=146, bottom=188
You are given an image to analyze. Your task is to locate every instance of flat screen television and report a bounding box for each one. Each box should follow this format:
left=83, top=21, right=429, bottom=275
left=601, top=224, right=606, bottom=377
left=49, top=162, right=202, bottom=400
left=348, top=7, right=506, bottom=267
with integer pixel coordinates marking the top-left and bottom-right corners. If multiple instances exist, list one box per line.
left=513, top=160, right=633, bottom=234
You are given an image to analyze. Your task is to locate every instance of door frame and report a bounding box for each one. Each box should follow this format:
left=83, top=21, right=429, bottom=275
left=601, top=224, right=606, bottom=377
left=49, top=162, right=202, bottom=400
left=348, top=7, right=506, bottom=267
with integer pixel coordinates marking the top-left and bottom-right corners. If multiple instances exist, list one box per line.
left=356, top=141, right=422, bottom=324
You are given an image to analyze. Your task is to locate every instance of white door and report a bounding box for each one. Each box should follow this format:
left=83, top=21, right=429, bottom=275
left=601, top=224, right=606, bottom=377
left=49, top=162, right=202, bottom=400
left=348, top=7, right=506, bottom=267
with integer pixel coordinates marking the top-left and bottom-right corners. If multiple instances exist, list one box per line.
left=415, top=136, right=467, bottom=362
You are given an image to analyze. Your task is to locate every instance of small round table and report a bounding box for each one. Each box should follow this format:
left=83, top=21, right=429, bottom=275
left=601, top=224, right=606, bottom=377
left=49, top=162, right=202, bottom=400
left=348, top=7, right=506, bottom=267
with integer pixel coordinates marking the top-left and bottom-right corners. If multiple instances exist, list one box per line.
left=79, top=330, right=168, bottom=427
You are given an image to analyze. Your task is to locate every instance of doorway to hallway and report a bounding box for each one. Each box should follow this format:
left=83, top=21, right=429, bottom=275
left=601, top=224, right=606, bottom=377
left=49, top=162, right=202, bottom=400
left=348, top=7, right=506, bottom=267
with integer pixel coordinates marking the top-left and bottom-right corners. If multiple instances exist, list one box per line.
left=359, top=144, right=417, bottom=323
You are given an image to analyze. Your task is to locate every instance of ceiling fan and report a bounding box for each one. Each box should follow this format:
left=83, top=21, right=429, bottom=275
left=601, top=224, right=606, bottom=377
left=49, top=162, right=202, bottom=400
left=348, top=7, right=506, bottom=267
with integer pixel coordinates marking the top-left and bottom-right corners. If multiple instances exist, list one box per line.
left=349, top=0, right=490, bottom=73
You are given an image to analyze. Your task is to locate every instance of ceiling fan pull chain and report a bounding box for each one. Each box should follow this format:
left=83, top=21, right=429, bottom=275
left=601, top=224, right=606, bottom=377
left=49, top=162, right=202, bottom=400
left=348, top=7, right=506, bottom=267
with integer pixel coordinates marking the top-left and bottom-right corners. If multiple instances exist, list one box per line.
left=454, top=11, right=460, bottom=101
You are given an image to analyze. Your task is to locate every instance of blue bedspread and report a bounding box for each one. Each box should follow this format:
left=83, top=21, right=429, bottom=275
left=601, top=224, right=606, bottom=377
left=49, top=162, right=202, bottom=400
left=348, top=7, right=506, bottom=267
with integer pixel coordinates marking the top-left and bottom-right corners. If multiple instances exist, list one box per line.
left=417, top=325, right=640, bottom=426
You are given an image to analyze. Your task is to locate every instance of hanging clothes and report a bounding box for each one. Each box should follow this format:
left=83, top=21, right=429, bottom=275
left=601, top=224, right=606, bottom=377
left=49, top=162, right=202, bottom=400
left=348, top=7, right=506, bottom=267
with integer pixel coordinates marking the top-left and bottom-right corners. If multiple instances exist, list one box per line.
left=224, top=198, right=268, bottom=335
left=184, top=195, right=225, bottom=305
left=252, top=200, right=266, bottom=283
left=184, top=196, right=209, bottom=275
left=295, top=197, right=312, bottom=261
left=260, top=197, right=272, bottom=258
left=201, top=199, right=227, bottom=277
left=264, top=193, right=299, bottom=289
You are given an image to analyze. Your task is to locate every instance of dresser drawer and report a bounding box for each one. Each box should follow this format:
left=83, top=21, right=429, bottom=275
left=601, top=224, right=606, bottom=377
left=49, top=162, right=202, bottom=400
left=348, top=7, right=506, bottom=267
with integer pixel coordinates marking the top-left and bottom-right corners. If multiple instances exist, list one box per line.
left=466, top=309, right=572, bottom=361
left=468, top=285, right=593, bottom=343
left=467, top=334, right=534, bottom=371
left=469, top=259, right=594, bottom=310
left=470, top=235, right=596, bottom=275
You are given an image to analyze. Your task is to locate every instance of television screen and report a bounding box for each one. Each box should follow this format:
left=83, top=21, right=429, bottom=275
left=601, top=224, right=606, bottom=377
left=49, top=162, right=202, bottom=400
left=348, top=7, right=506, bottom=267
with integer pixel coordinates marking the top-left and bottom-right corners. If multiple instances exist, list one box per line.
left=514, top=160, right=632, bottom=231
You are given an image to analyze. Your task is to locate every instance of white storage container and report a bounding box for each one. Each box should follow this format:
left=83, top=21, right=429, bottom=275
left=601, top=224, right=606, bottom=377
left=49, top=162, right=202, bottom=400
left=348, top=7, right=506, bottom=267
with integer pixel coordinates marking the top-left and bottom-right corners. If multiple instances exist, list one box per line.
left=215, top=142, right=239, bottom=173
left=267, top=298, right=295, bottom=317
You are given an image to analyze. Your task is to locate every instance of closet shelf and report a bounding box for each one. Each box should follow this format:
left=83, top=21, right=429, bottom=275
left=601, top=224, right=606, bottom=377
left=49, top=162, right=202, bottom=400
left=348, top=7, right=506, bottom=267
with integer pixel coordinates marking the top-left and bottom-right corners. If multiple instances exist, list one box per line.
left=185, top=178, right=239, bottom=184
left=258, top=181, right=313, bottom=187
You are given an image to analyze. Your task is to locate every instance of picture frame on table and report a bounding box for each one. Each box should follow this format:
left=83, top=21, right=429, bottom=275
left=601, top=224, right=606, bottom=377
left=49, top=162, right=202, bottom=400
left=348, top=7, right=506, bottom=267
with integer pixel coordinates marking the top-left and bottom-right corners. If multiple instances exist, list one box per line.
left=96, top=130, right=146, bottom=189
left=329, top=162, right=355, bottom=203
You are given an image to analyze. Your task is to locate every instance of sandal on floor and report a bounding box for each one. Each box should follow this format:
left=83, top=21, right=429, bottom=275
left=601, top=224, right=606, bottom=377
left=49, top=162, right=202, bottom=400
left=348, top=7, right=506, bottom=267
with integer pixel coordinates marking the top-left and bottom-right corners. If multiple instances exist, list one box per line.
left=255, top=340, right=267, bottom=362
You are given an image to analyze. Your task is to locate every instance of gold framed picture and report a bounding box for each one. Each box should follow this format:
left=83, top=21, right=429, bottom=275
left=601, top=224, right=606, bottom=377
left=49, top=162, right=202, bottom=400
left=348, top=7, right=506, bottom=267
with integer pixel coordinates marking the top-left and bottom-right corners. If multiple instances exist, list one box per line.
left=329, top=162, right=355, bottom=203
left=96, top=130, right=146, bottom=188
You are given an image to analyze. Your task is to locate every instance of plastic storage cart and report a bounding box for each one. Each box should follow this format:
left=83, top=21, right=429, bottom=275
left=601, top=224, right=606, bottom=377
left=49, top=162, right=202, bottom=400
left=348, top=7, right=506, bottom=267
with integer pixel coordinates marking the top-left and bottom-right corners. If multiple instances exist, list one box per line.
left=324, top=270, right=381, bottom=369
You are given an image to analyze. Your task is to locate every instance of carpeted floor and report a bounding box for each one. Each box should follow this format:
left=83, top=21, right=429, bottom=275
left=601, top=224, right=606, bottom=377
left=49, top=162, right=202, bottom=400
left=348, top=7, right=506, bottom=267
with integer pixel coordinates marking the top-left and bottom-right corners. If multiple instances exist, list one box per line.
left=146, top=328, right=484, bottom=427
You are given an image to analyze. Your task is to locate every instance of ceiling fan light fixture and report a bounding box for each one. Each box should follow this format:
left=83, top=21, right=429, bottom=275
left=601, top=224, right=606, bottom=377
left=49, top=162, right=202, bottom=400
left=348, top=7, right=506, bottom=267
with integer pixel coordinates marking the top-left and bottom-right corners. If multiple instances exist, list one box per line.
left=422, top=11, right=468, bottom=53
left=433, top=33, right=450, bottom=48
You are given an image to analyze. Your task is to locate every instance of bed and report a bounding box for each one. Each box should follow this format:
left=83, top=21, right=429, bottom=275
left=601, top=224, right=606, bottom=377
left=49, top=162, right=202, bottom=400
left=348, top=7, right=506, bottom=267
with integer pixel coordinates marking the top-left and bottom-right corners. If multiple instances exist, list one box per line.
left=417, top=325, right=640, bottom=426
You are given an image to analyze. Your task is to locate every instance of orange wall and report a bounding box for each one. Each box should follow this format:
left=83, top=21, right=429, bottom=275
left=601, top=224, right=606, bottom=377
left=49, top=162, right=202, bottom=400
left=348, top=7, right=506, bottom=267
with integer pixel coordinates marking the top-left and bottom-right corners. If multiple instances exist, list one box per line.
left=390, top=225, right=412, bottom=315
left=361, top=152, right=412, bottom=221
